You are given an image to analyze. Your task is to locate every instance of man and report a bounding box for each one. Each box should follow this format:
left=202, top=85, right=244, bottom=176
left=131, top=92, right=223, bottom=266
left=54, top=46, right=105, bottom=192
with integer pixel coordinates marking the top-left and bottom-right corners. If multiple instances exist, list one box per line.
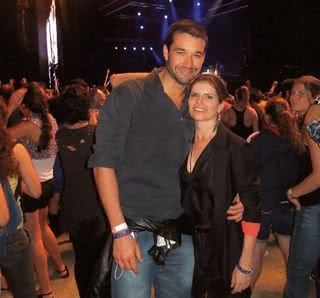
left=89, top=19, right=243, bottom=298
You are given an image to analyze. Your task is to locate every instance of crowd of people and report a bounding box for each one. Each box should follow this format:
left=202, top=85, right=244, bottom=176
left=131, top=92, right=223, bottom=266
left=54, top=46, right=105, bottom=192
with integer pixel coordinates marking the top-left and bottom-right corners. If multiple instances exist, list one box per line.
left=0, top=19, right=320, bottom=298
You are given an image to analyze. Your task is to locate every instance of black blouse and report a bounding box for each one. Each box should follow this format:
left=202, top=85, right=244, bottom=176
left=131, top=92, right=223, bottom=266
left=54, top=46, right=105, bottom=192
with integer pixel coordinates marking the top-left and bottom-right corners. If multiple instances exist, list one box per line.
left=180, top=124, right=261, bottom=297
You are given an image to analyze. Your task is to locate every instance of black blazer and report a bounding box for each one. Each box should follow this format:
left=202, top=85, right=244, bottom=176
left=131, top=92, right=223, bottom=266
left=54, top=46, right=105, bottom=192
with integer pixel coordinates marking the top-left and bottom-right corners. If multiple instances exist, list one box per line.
left=180, top=124, right=261, bottom=296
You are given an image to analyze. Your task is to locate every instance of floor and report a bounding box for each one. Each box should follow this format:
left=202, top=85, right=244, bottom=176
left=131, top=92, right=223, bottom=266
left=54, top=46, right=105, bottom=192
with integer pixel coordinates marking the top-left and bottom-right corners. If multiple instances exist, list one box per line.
left=0, top=235, right=315, bottom=298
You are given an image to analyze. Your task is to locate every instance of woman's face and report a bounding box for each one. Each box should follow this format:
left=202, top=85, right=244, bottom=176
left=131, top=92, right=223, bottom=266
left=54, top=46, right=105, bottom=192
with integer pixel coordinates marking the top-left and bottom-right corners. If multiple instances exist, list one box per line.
left=188, top=80, right=224, bottom=123
left=290, top=83, right=312, bottom=116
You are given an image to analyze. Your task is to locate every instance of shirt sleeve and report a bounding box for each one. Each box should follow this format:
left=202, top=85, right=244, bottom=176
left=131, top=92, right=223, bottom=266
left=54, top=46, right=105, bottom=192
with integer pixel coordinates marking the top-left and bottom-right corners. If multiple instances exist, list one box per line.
left=88, top=83, right=137, bottom=169
left=231, top=141, right=261, bottom=223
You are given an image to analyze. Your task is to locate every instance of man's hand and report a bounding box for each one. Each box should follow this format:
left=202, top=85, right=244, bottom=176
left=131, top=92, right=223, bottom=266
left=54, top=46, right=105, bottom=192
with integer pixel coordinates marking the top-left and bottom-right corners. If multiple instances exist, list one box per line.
left=227, top=195, right=244, bottom=222
left=113, top=235, right=143, bottom=273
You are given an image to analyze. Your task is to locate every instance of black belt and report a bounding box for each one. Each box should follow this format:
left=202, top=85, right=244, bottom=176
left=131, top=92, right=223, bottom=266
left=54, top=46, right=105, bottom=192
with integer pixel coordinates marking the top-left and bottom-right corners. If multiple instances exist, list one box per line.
left=126, top=217, right=182, bottom=265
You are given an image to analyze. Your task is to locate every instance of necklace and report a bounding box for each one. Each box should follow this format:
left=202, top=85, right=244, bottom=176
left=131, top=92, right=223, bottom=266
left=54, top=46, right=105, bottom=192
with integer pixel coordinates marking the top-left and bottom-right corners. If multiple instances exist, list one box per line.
left=188, top=118, right=220, bottom=174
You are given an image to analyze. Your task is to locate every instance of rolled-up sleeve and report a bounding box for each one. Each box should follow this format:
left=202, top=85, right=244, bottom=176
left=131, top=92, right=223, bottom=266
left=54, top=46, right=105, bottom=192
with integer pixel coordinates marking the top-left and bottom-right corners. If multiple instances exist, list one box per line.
left=231, top=142, right=261, bottom=223
left=88, top=84, right=135, bottom=169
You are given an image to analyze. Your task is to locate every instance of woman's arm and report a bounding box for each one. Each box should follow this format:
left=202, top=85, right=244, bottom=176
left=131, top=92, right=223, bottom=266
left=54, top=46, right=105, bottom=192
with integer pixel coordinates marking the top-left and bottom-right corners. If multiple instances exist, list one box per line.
left=231, top=234, right=256, bottom=293
left=0, top=183, right=10, bottom=228
left=13, top=144, right=41, bottom=198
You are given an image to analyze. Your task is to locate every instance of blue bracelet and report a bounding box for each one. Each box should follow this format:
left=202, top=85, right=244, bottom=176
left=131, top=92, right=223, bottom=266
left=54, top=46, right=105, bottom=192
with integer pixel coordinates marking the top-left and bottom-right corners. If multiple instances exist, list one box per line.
left=112, top=229, right=131, bottom=239
left=236, top=263, right=253, bottom=275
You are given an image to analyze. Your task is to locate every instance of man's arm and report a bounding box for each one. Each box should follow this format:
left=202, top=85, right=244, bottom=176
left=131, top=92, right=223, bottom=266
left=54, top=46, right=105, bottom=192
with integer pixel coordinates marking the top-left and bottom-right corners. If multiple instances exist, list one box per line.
left=94, top=167, right=125, bottom=228
left=94, top=167, right=142, bottom=274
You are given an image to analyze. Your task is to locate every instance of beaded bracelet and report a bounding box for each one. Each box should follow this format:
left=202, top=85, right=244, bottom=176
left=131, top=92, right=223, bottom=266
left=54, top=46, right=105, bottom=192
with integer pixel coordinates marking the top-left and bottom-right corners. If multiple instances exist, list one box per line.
left=112, top=229, right=131, bottom=239
left=236, top=263, right=253, bottom=276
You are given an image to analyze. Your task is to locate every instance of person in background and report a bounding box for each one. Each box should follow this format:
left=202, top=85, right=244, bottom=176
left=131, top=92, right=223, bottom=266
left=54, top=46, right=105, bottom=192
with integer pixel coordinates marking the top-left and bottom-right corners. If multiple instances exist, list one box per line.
left=222, top=86, right=259, bottom=139
left=285, top=75, right=320, bottom=298
left=55, top=85, right=109, bottom=297
left=248, top=97, right=301, bottom=291
left=0, top=99, right=41, bottom=298
left=7, top=83, right=67, bottom=298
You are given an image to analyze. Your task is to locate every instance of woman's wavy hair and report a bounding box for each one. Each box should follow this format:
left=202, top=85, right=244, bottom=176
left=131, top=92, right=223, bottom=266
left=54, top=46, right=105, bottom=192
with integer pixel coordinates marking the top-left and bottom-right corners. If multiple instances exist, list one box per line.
left=0, top=99, right=17, bottom=179
left=22, top=82, right=52, bottom=151
left=265, top=96, right=302, bottom=151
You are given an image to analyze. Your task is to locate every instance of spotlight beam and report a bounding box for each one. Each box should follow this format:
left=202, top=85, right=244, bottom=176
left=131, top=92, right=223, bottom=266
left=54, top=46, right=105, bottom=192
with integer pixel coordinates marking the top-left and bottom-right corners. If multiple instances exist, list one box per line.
left=104, top=1, right=134, bottom=16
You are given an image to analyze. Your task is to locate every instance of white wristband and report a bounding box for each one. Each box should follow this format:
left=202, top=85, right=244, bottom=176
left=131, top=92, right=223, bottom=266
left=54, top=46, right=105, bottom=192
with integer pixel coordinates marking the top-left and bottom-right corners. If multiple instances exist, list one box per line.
left=112, top=223, right=128, bottom=234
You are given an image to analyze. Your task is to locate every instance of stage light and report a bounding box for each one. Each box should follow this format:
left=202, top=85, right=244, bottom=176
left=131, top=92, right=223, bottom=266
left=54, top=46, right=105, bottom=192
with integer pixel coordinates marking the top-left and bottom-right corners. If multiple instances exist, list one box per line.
left=169, top=0, right=173, bottom=2
left=164, top=15, right=168, bottom=19
left=150, top=47, right=153, bottom=51
left=140, top=25, right=144, bottom=30
left=123, top=47, right=127, bottom=50
left=137, top=12, right=141, bottom=16
left=142, top=47, right=146, bottom=51
left=133, top=47, right=137, bottom=51
left=114, top=46, right=118, bottom=50
left=197, top=2, right=201, bottom=6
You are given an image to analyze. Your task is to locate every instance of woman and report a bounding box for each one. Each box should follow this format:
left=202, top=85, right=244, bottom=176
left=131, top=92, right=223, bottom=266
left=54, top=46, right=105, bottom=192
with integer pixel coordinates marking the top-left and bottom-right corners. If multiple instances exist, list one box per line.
left=7, top=83, right=67, bottom=298
left=0, top=100, right=41, bottom=298
left=180, top=73, right=261, bottom=298
left=285, top=75, right=320, bottom=298
left=222, top=85, right=259, bottom=139
left=248, top=97, right=301, bottom=290
left=55, top=85, right=109, bottom=297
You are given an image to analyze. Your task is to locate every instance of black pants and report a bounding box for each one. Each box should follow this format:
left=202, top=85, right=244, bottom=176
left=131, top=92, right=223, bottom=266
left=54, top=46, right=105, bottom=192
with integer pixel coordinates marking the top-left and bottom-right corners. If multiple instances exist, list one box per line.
left=0, top=229, right=36, bottom=298
left=69, top=220, right=108, bottom=298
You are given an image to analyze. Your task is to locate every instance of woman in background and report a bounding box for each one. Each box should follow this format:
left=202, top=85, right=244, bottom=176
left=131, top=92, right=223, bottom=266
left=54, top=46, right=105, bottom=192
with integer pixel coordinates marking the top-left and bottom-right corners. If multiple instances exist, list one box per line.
left=0, top=100, right=41, bottom=298
left=285, top=76, right=320, bottom=298
left=248, top=97, right=301, bottom=290
left=222, top=85, right=259, bottom=139
left=8, top=83, right=67, bottom=298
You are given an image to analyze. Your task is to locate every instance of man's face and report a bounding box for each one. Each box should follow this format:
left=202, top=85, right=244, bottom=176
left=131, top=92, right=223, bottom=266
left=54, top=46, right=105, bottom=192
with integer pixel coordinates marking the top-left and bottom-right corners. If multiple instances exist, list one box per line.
left=163, top=32, right=206, bottom=86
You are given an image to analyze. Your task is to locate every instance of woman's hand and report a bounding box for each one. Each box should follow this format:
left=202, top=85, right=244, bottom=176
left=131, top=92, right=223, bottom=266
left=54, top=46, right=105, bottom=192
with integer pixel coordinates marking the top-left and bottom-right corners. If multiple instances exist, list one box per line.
left=287, top=188, right=301, bottom=211
left=231, top=264, right=252, bottom=294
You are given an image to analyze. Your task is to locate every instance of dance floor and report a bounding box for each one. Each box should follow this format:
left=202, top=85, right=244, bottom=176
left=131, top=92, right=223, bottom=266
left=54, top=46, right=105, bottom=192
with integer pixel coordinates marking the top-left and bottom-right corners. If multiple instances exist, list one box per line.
left=0, top=234, right=315, bottom=298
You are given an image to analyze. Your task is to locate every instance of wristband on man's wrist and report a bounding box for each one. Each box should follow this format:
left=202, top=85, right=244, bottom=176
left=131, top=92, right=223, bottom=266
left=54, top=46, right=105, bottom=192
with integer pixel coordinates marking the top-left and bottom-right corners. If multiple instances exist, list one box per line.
left=236, top=263, right=253, bottom=276
left=112, top=222, right=128, bottom=234
left=112, top=229, right=131, bottom=239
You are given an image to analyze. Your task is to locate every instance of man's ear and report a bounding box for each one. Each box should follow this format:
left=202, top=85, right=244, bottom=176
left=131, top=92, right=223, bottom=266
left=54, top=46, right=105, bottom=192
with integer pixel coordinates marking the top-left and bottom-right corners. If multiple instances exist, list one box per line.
left=163, top=44, right=169, bottom=62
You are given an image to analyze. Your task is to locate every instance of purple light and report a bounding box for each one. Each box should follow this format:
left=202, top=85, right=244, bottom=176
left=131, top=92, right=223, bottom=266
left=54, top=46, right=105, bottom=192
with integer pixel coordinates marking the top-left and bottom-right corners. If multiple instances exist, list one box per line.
left=197, top=2, right=200, bottom=6
left=142, top=47, right=145, bottom=51
left=137, top=12, right=141, bottom=16
left=140, top=25, right=144, bottom=30
left=164, top=15, right=168, bottom=19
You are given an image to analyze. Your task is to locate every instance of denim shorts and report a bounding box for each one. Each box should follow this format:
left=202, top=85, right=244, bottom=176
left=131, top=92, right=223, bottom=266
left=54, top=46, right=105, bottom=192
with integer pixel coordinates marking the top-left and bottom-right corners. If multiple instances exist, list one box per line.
left=257, top=207, right=294, bottom=241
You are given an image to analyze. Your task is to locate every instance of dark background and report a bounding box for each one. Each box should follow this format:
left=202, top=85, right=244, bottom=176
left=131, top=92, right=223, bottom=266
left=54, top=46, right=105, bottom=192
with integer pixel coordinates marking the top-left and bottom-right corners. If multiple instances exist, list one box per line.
left=0, top=0, right=319, bottom=89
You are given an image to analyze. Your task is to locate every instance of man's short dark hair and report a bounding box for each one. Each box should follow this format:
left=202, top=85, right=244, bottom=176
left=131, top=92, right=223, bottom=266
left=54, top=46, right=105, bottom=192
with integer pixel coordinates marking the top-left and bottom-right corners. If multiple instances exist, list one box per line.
left=164, top=19, right=208, bottom=51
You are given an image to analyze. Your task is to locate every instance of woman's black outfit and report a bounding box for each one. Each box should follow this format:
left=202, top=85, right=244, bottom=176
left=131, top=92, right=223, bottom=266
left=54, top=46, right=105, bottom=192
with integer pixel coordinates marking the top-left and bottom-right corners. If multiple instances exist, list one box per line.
left=180, top=124, right=261, bottom=298
left=57, top=125, right=110, bottom=298
left=230, top=107, right=254, bottom=140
